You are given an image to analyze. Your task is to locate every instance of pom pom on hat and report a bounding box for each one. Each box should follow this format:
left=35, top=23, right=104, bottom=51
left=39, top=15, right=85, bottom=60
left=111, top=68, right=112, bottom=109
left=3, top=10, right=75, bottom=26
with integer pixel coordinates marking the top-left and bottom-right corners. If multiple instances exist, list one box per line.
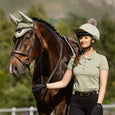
left=88, top=18, right=97, bottom=26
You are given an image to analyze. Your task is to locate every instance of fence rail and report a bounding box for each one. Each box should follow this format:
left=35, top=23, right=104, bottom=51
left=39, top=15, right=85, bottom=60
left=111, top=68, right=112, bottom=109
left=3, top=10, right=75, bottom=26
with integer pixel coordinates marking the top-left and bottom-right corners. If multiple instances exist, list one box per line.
left=0, top=104, right=115, bottom=115
left=103, top=104, right=115, bottom=109
left=0, top=107, right=37, bottom=115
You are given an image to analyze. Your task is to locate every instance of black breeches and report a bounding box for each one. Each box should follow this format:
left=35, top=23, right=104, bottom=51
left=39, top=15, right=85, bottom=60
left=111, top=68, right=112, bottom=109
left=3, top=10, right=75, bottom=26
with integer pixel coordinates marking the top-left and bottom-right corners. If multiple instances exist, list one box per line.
left=69, top=94, right=98, bottom=115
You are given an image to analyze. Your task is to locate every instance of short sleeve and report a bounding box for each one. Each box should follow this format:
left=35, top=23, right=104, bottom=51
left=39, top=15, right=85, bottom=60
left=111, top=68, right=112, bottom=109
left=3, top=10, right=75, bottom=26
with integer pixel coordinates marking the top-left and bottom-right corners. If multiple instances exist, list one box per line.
left=67, top=55, right=75, bottom=70
left=100, top=56, right=109, bottom=70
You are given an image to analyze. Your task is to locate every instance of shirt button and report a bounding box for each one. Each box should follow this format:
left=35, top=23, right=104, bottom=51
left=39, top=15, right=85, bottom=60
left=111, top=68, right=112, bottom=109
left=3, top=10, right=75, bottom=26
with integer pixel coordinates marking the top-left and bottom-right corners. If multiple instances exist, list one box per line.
left=82, top=68, right=85, bottom=70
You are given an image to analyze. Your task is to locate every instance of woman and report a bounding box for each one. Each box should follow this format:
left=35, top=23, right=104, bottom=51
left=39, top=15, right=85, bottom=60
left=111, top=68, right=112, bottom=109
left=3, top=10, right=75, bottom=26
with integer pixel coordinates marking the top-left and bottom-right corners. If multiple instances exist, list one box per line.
left=33, top=18, right=109, bottom=115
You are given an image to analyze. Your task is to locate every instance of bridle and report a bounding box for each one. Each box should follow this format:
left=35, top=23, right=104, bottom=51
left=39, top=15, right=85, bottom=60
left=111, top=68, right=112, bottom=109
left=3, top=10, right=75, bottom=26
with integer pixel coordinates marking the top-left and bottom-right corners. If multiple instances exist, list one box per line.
left=11, top=22, right=44, bottom=85
left=11, top=21, right=63, bottom=89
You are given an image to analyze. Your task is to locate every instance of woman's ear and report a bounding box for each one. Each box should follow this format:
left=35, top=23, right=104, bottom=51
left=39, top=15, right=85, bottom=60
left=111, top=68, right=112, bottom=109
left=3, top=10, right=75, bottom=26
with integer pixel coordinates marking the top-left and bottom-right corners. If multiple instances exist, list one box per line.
left=92, top=38, right=96, bottom=44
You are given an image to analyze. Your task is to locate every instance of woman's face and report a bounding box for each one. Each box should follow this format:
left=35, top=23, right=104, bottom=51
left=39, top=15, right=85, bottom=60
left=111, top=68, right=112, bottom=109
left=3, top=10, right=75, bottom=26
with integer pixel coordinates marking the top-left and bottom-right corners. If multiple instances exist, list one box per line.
left=79, top=35, right=92, bottom=48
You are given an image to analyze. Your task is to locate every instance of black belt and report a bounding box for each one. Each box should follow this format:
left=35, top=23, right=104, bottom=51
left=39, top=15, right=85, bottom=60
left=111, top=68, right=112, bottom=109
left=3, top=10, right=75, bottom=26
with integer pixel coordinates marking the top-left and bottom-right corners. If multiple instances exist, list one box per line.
left=72, top=90, right=98, bottom=97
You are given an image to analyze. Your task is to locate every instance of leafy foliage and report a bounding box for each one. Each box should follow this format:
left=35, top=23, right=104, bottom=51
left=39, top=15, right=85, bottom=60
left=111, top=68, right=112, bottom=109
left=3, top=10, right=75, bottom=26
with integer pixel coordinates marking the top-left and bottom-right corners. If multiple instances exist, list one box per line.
left=98, top=14, right=115, bottom=104
left=2, top=82, right=35, bottom=108
left=27, top=4, right=46, bottom=20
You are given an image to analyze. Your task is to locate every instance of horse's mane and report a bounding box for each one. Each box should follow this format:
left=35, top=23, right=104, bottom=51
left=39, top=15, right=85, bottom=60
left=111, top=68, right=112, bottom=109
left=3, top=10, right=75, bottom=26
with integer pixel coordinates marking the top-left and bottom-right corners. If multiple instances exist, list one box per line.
left=32, top=18, right=62, bottom=38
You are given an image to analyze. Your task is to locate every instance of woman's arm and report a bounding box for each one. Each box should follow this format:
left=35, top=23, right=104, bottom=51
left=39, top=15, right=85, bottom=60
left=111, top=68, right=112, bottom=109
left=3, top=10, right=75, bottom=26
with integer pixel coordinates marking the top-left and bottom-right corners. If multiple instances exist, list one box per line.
left=97, top=70, right=108, bottom=104
left=46, top=69, right=73, bottom=89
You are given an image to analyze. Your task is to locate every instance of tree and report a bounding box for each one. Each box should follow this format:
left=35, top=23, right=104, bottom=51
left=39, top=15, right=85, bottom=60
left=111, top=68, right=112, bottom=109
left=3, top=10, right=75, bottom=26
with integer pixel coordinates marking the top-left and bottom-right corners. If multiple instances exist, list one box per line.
left=56, top=13, right=87, bottom=39
left=97, top=14, right=115, bottom=104
left=27, top=4, right=46, bottom=20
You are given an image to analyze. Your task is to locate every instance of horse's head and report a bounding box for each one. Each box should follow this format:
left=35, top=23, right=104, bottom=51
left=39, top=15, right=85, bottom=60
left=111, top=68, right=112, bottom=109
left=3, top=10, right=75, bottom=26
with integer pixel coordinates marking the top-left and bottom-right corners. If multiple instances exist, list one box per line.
left=9, top=11, right=44, bottom=77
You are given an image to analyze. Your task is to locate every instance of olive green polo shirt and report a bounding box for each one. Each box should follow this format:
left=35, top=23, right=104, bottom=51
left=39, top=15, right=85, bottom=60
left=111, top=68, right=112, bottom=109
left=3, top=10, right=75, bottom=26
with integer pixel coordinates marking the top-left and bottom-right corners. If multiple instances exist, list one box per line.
left=68, top=50, right=109, bottom=92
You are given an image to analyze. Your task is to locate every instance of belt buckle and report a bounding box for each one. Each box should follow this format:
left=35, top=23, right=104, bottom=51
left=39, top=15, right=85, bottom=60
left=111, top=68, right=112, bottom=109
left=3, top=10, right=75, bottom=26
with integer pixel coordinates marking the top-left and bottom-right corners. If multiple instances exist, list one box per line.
left=80, top=92, right=90, bottom=96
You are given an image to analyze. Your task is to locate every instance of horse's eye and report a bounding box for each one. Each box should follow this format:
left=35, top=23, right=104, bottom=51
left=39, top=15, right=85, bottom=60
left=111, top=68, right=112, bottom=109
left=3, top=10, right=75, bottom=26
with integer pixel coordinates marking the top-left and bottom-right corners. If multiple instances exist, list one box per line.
left=25, top=36, right=30, bottom=40
left=18, top=30, right=22, bottom=33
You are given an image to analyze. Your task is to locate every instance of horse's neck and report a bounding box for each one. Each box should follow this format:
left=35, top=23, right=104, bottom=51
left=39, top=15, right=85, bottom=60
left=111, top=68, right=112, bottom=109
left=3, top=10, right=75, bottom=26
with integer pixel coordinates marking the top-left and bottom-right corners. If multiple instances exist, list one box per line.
left=44, top=38, right=61, bottom=72
left=36, top=22, right=71, bottom=74
left=38, top=23, right=62, bottom=71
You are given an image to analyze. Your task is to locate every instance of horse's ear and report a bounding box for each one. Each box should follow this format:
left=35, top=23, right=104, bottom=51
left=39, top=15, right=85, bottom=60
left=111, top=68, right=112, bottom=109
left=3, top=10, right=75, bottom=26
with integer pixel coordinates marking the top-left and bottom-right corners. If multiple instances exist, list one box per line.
left=9, top=13, right=22, bottom=25
left=18, top=11, right=33, bottom=23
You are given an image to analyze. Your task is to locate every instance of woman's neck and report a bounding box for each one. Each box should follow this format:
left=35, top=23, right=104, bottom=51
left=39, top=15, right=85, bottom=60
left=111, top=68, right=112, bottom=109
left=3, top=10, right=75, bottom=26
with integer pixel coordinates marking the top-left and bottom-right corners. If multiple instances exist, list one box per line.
left=83, top=47, right=94, bottom=58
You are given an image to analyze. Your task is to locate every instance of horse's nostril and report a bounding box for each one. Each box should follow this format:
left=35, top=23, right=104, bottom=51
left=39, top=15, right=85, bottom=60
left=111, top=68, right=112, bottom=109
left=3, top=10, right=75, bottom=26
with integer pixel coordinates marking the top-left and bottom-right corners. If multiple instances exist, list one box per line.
left=13, top=65, right=18, bottom=71
left=12, top=64, right=18, bottom=76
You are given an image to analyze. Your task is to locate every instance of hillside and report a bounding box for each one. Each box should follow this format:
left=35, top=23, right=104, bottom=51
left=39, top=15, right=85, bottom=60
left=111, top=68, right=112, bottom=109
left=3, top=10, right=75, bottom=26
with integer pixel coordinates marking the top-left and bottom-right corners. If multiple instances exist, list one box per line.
left=0, top=0, right=115, bottom=20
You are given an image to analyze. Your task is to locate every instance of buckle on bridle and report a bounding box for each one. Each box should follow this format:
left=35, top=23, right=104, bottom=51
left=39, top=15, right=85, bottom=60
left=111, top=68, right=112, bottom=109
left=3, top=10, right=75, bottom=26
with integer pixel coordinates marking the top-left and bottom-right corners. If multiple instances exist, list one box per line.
left=24, top=57, right=30, bottom=66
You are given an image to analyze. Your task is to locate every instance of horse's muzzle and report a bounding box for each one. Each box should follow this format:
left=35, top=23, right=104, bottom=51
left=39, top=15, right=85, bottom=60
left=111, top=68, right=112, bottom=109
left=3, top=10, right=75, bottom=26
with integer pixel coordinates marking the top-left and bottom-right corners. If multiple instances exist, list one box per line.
left=9, top=61, right=25, bottom=77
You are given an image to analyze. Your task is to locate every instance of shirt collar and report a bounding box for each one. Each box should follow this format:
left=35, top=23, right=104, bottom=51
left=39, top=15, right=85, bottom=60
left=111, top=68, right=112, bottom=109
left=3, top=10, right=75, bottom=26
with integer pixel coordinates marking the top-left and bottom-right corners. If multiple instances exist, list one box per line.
left=82, top=50, right=96, bottom=60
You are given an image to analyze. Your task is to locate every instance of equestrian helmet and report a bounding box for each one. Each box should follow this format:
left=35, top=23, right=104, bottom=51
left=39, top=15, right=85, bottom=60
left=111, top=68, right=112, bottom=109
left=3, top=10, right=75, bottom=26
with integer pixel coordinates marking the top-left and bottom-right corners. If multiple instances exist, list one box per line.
left=74, top=18, right=100, bottom=40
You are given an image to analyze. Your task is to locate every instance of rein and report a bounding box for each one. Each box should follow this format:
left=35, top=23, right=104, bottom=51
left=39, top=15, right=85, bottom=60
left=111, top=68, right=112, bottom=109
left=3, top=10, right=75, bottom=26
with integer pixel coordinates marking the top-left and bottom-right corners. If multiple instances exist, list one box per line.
left=46, top=38, right=63, bottom=83
left=40, top=37, right=63, bottom=100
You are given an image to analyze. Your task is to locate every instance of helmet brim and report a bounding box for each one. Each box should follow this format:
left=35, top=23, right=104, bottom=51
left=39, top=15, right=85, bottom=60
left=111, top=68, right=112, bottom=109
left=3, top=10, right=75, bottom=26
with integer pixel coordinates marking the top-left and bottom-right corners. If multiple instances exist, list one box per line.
left=74, top=28, right=87, bottom=34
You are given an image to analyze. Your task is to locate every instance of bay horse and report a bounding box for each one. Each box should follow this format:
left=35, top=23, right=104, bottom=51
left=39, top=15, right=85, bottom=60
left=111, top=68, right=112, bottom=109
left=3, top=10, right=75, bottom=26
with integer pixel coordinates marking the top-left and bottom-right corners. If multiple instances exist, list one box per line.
left=9, top=11, right=80, bottom=115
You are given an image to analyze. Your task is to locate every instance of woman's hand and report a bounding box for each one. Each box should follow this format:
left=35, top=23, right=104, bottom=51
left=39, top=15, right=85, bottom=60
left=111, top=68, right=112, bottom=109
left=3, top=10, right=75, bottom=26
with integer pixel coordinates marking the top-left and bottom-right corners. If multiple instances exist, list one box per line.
left=91, top=103, right=103, bottom=115
left=32, top=69, right=73, bottom=93
left=32, top=84, right=46, bottom=93
left=46, top=69, right=73, bottom=89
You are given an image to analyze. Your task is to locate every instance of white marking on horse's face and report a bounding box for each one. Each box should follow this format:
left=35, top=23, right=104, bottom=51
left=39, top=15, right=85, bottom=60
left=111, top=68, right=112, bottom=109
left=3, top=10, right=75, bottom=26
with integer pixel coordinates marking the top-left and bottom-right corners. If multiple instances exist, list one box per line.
left=9, top=63, right=13, bottom=74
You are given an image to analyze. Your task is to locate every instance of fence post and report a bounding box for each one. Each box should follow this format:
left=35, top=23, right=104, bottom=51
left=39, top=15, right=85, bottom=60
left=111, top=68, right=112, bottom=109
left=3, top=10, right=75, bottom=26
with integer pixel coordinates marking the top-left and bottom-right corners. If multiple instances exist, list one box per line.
left=30, top=106, right=34, bottom=115
left=12, top=107, right=16, bottom=115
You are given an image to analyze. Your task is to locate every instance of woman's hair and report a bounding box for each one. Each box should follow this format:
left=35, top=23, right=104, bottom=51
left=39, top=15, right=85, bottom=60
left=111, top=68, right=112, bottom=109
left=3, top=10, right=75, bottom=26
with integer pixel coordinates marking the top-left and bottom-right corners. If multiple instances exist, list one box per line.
left=74, top=52, right=81, bottom=66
